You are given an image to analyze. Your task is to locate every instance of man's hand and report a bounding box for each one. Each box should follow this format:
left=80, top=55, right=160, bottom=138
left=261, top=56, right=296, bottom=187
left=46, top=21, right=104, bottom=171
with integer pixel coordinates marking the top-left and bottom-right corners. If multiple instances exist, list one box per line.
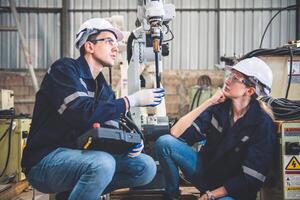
left=127, top=88, right=165, bottom=107
left=128, top=140, right=144, bottom=157
left=209, top=89, right=226, bottom=105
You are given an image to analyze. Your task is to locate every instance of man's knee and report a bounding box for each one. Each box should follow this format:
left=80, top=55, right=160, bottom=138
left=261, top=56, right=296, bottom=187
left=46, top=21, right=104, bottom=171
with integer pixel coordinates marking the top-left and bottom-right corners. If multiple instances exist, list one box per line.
left=135, top=154, right=157, bottom=185
left=86, top=151, right=116, bottom=178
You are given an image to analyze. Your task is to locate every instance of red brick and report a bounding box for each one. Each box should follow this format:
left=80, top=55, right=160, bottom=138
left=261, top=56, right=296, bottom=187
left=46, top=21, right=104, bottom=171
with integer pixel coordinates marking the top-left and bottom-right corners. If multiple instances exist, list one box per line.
left=166, top=103, right=179, bottom=114
left=164, top=85, right=178, bottom=95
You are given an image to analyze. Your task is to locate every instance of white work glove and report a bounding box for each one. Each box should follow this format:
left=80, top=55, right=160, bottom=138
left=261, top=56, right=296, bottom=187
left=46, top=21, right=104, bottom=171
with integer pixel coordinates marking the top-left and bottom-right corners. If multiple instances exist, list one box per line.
left=128, top=140, right=144, bottom=158
left=127, top=88, right=165, bottom=107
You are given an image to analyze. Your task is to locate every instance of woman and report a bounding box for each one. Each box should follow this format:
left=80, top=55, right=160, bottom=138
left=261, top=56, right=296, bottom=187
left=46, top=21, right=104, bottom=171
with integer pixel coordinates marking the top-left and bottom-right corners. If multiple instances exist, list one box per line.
left=155, top=57, right=276, bottom=200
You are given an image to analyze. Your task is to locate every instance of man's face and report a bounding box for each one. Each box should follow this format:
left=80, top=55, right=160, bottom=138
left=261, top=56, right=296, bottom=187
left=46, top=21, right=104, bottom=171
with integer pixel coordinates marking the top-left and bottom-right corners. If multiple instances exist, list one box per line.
left=86, top=31, right=118, bottom=67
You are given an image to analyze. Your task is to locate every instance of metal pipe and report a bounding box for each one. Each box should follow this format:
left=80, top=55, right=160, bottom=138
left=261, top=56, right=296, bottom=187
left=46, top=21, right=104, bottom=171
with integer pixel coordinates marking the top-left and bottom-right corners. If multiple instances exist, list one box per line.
left=0, top=6, right=61, bottom=13
left=0, top=26, right=18, bottom=31
left=14, top=99, right=35, bottom=104
left=67, top=7, right=296, bottom=13
left=61, top=0, right=70, bottom=57
left=296, top=0, right=300, bottom=39
left=0, top=6, right=295, bottom=13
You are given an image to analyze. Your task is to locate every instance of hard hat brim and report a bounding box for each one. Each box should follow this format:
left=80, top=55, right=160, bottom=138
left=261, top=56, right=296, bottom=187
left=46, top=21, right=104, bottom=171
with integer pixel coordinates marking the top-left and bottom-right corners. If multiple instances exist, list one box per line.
left=106, top=27, right=124, bottom=42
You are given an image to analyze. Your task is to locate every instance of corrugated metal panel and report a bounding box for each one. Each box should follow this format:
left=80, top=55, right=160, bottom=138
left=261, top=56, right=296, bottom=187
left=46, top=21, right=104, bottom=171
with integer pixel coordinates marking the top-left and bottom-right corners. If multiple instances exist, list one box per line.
left=0, top=0, right=297, bottom=70
left=0, top=0, right=61, bottom=69
left=219, top=0, right=296, bottom=60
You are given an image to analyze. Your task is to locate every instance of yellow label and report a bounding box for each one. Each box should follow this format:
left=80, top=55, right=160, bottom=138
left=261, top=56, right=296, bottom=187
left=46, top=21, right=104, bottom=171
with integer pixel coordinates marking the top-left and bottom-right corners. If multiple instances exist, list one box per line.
left=287, top=187, right=300, bottom=191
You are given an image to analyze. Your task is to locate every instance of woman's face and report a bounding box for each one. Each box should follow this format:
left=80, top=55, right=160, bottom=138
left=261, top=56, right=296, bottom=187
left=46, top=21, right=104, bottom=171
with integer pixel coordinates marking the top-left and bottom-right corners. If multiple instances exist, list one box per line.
left=223, top=69, right=254, bottom=98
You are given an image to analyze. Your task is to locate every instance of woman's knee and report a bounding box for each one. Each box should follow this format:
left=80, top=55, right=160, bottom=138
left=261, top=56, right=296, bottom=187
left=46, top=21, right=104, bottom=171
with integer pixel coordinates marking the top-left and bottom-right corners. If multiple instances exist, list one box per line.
left=154, top=134, right=177, bottom=153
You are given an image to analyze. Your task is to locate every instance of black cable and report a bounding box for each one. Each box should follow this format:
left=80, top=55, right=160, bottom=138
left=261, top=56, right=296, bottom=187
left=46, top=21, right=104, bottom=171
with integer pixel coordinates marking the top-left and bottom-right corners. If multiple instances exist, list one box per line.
left=260, top=96, right=300, bottom=120
left=196, top=88, right=203, bottom=108
left=285, top=47, right=293, bottom=98
left=127, top=32, right=136, bottom=64
left=163, top=24, right=174, bottom=42
left=0, top=126, right=10, bottom=142
left=259, top=5, right=297, bottom=48
left=0, top=110, right=15, bottom=178
left=155, top=51, right=160, bottom=88
left=241, top=47, right=300, bottom=60
left=190, top=87, right=201, bottom=111
left=124, top=112, right=145, bottom=141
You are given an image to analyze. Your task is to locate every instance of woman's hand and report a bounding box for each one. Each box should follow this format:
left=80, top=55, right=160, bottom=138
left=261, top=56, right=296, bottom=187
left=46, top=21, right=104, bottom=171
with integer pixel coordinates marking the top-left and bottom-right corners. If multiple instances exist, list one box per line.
left=209, top=89, right=226, bottom=105
left=198, top=194, right=208, bottom=200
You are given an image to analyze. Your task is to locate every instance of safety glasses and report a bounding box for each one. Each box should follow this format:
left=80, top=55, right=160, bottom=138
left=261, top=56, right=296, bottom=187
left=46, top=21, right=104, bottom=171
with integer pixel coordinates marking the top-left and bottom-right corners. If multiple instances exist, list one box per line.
left=225, top=70, right=255, bottom=87
left=90, top=37, right=118, bottom=47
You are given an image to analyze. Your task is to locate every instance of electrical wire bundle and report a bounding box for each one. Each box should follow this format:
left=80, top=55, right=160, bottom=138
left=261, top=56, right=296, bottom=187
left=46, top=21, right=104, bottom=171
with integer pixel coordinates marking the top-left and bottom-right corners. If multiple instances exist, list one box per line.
left=260, top=96, right=300, bottom=121
left=241, top=46, right=297, bottom=99
left=241, top=46, right=300, bottom=60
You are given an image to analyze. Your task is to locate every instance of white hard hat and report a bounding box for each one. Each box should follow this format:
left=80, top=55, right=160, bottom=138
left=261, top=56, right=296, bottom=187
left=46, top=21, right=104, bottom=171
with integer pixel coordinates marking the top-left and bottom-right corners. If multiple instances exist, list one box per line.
left=75, top=18, right=124, bottom=49
left=232, top=57, right=273, bottom=96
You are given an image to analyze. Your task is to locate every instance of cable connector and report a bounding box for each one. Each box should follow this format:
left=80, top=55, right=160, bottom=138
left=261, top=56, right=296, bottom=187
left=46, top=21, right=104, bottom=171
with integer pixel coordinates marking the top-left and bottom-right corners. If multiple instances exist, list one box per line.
left=283, top=40, right=300, bottom=48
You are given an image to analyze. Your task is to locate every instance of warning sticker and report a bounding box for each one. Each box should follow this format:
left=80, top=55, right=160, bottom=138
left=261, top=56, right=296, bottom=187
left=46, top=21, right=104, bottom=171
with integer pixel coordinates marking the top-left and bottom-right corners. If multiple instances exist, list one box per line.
left=286, top=156, right=300, bottom=170
left=284, top=127, right=300, bottom=136
left=284, top=156, right=300, bottom=199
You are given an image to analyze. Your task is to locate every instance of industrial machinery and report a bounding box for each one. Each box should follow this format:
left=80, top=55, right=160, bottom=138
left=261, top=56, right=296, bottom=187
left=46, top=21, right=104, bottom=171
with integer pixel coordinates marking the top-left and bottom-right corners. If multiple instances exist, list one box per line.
left=281, top=121, right=300, bottom=199
left=0, top=90, right=31, bottom=183
left=0, top=89, right=14, bottom=110
left=127, top=0, right=175, bottom=131
left=124, top=0, right=175, bottom=191
left=259, top=55, right=300, bottom=100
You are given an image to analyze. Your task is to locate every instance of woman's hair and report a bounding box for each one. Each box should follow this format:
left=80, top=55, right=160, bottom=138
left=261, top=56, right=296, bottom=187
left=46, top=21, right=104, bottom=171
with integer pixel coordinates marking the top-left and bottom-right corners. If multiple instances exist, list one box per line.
left=242, top=72, right=274, bottom=121
left=256, top=97, right=275, bottom=121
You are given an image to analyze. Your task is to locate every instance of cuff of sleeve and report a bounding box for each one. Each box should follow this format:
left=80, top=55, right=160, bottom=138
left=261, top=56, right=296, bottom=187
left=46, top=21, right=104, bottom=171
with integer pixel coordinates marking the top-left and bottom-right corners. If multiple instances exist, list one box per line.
left=115, top=98, right=127, bottom=114
left=223, top=176, right=244, bottom=197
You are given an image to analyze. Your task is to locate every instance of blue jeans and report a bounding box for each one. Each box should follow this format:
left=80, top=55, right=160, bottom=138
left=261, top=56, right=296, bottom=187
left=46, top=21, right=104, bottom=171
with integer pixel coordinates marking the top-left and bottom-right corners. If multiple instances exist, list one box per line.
left=155, top=135, right=234, bottom=200
left=27, top=147, right=156, bottom=200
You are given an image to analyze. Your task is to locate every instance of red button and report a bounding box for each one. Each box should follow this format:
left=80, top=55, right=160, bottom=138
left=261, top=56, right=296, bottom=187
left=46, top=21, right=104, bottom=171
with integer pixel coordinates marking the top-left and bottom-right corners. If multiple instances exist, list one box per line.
left=93, top=123, right=100, bottom=129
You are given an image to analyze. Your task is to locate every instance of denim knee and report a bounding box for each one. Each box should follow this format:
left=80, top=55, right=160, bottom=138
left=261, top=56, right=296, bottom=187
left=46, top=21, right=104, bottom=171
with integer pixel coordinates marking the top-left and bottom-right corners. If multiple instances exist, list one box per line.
left=154, top=134, right=177, bottom=155
left=86, top=151, right=116, bottom=179
left=138, top=154, right=157, bottom=185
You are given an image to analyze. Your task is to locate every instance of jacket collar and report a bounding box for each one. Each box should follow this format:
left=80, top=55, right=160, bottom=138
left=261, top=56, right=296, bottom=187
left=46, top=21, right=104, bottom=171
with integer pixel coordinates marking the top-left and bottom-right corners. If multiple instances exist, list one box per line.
left=76, top=55, right=94, bottom=80
left=206, top=98, right=264, bottom=167
left=212, top=98, right=263, bottom=129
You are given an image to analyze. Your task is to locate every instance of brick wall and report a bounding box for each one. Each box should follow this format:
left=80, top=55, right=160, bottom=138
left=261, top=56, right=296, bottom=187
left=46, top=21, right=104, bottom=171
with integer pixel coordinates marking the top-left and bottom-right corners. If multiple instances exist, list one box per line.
left=0, top=68, right=224, bottom=119
left=0, top=70, right=45, bottom=114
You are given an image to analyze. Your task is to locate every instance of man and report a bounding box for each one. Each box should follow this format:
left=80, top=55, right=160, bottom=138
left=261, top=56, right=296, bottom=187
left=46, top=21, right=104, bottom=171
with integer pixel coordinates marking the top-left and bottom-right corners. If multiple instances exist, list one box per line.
left=21, top=18, right=164, bottom=200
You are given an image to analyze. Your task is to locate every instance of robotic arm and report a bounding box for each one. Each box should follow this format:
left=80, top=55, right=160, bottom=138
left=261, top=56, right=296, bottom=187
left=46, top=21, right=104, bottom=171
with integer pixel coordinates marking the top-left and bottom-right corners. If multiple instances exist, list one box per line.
left=127, top=0, right=175, bottom=130
left=131, top=0, right=175, bottom=87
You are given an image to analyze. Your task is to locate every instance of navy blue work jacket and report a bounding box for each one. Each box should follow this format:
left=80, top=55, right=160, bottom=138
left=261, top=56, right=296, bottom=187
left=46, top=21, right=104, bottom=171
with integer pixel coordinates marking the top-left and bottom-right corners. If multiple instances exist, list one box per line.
left=22, top=56, right=126, bottom=171
left=180, top=99, right=276, bottom=200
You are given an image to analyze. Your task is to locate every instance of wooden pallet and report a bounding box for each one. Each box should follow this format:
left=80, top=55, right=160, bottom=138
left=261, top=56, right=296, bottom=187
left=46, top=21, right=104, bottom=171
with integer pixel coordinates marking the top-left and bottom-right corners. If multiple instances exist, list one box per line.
left=0, top=180, right=29, bottom=200
left=110, top=186, right=200, bottom=200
